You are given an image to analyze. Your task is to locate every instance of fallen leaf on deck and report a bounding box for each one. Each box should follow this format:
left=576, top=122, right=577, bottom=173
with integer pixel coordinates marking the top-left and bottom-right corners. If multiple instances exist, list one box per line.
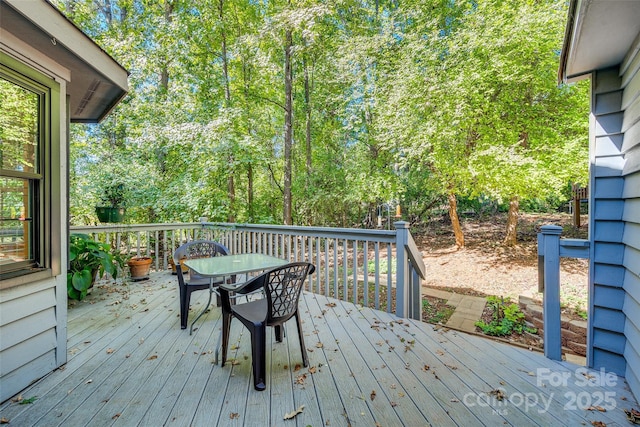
left=283, top=405, right=305, bottom=420
left=591, top=422, right=606, bottom=427
left=231, top=359, right=241, bottom=365
left=390, top=401, right=398, bottom=407
left=451, top=398, right=459, bottom=402
left=316, top=342, right=324, bottom=348
left=106, top=348, right=115, bottom=354
left=370, top=390, right=376, bottom=401
left=445, top=364, right=458, bottom=370
left=309, top=366, right=317, bottom=374
left=587, top=406, right=606, bottom=412
left=1, top=417, right=9, bottom=424
left=230, top=413, right=239, bottom=419
left=422, top=365, right=430, bottom=371
left=489, top=389, right=506, bottom=401
left=18, top=396, right=37, bottom=404
left=296, top=374, right=307, bottom=385
left=436, top=349, right=445, bottom=356
left=326, top=303, right=336, bottom=307
left=625, top=408, right=640, bottom=424
left=147, top=355, right=158, bottom=360
left=112, top=413, right=121, bottom=420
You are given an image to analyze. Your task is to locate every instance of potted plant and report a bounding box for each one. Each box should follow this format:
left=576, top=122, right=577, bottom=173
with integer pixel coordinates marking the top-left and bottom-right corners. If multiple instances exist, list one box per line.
left=128, top=256, right=153, bottom=281
left=68, top=233, right=125, bottom=300
left=95, top=183, right=127, bottom=223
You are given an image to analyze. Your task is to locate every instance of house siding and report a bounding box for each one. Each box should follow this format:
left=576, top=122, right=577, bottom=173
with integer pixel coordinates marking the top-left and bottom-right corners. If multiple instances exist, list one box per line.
left=590, top=67, right=627, bottom=376
left=0, top=50, right=68, bottom=403
left=619, top=33, right=640, bottom=401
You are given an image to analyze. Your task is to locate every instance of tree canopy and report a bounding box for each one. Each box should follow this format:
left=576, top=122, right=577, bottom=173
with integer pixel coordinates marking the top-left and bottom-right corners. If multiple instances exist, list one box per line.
left=56, top=0, right=589, bottom=244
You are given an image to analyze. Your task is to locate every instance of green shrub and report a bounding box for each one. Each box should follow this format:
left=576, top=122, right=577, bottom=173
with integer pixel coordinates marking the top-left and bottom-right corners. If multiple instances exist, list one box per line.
left=67, top=233, right=124, bottom=300
left=475, top=296, right=537, bottom=336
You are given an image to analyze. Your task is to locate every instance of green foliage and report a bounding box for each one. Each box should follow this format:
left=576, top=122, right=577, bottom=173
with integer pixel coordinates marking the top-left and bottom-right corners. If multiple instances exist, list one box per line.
left=475, top=296, right=537, bottom=337
left=67, top=233, right=124, bottom=300
left=55, top=0, right=589, bottom=230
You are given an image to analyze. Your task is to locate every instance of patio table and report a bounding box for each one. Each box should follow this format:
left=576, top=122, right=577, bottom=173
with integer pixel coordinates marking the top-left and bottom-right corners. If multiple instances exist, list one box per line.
left=183, top=253, right=288, bottom=336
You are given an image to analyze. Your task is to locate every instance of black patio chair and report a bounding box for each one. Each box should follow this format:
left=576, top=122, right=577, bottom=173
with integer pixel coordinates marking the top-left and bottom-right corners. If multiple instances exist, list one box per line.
left=174, top=240, right=232, bottom=330
left=218, top=262, right=315, bottom=391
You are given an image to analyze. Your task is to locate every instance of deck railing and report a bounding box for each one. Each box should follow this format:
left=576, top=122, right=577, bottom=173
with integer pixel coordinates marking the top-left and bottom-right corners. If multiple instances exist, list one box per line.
left=70, top=221, right=426, bottom=319
left=538, top=225, right=590, bottom=360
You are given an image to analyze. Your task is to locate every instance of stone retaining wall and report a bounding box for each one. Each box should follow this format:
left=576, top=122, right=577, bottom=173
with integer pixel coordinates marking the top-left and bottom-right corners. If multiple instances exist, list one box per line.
left=519, top=296, right=587, bottom=357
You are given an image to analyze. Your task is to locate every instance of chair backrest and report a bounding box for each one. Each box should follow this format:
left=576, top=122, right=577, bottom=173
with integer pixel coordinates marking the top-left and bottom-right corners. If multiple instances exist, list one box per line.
left=264, top=262, right=315, bottom=324
left=173, top=240, right=229, bottom=281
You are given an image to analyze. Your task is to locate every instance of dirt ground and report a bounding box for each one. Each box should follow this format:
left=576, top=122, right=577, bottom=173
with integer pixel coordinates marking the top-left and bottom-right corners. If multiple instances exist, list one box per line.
left=413, top=212, right=589, bottom=314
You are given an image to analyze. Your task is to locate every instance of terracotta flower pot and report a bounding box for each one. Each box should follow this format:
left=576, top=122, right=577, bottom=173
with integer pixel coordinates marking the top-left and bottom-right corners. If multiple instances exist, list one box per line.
left=128, top=256, right=152, bottom=281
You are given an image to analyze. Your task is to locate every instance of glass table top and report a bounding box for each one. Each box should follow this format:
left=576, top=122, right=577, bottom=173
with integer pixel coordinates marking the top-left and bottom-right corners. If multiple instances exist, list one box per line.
left=183, top=253, right=288, bottom=277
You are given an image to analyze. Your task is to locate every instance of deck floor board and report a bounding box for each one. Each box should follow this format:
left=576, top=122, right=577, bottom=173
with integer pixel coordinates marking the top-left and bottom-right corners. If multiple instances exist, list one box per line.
left=1, top=272, right=637, bottom=426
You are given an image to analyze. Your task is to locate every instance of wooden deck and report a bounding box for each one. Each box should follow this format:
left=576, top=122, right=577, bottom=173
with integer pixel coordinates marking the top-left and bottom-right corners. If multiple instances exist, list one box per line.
left=1, top=272, right=637, bottom=426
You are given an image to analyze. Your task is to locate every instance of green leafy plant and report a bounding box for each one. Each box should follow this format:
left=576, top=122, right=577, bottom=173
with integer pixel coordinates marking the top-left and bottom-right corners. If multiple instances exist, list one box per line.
left=67, top=233, right=124, bottom=300
left=100, top=183, right=127, bottom=208
left=475, top=296, right=537, bottom=337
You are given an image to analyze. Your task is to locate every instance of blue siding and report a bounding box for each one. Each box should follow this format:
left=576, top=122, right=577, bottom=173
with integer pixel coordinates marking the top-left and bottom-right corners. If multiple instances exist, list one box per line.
left=595, top=91, right=624, bottom=114
left=590, top=68, right=628, bottom=381
left=594, top=263, right=626, bottom=287
left=593, top=241, right=624, bottom=264
left=595, top=134, right=624, bottom=156
left=594, top=285, right=625, bottom=310
left=620, top=38, right=640, bottom=403
left=593, top=200, right=624, bottom=220
left=593, top=220, right=625, bottom=242
left=592, top=307, right=626, bottom=333
left=593, top=176, right=624, bottom=198
left=593, top=328, right=627, bottom=354
left=593, top=349, right=627, bottom=377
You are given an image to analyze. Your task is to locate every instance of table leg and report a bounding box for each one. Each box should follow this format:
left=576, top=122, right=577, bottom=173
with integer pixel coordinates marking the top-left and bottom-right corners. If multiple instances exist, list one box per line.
left=189, top=277, right=215, bottom=335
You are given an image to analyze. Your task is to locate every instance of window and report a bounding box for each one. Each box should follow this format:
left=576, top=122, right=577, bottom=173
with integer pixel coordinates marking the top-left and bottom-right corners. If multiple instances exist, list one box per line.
left=0, top=58, right=60, bottom=283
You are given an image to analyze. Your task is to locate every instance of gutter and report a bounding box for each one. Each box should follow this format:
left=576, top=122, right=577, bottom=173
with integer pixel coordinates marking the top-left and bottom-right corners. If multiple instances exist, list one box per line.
left=558, top=0, right=579, bottom=84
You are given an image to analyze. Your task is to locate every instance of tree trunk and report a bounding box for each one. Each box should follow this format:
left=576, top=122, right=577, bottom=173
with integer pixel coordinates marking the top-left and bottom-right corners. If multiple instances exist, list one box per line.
left=247, top=164, right=254, bottom=222
left=304, top=54, right=312, bottom=179
left=504, top=196, right=519, bottom=246
left=219, top=0, right=235, bottom=223
left=448, top=192, right=465, bottom=248
left=283, top=28, right=293, bottom=225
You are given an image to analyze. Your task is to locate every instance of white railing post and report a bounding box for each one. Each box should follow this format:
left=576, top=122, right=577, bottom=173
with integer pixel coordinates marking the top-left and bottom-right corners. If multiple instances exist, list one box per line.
left=540, top=225, right=563, bottom=360
left=394, top=221, right=409, bottom=318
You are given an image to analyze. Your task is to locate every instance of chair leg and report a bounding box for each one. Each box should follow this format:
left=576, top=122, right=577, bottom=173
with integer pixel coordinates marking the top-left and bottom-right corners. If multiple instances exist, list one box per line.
left=220, top=312, right=232, bottom=366
left=251, top=324, right=267, bottom=391
left=295, top=312, right=309, bottom=367
left=274, top=325, right=283, bottom=342
left=179, top=284, right=188, bottom=329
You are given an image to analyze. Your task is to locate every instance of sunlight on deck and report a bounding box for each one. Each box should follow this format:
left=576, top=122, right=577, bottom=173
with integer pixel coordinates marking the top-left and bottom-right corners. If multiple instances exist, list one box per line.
left=0, top=271, right=636, bottom=426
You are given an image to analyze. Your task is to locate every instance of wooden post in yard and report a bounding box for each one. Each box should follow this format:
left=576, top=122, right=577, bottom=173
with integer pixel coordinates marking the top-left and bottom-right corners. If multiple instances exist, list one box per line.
left=572, top=183, right=581, bottom=228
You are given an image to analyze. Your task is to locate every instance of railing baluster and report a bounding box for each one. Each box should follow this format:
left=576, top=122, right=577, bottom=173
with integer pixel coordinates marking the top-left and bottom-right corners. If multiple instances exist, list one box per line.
left=71, top=221, right=425, bottom=317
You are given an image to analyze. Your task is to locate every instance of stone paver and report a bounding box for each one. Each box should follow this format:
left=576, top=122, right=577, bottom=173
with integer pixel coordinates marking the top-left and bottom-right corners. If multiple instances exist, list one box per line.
left=423, top=287, right=486, bottom=333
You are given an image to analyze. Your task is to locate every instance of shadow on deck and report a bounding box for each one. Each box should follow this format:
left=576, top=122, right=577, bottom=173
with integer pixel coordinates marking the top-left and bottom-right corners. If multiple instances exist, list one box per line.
left=0, top=271, right=636, bottom=426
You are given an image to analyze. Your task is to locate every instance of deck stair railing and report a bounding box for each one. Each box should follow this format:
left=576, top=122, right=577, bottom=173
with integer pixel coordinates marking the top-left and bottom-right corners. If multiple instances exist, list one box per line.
left=538, top=225, right=590, bottom=360
left=70, top=221, right=426, bottom=319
